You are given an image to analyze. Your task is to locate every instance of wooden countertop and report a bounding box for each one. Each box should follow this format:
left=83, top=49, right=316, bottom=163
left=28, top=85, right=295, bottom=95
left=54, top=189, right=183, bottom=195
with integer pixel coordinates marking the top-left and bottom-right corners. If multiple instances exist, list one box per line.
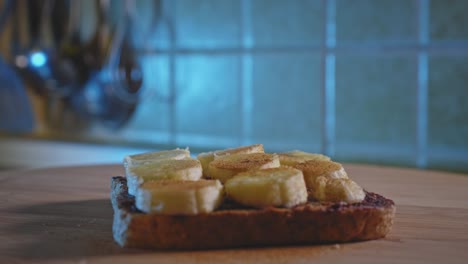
left=1, top=164, right=467, bottom=263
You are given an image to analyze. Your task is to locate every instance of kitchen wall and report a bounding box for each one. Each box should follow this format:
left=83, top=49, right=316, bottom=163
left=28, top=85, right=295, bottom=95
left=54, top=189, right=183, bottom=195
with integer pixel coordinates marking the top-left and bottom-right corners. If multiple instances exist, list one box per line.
left=2, top=0, right=468, bottom=172
left=116, top=0, right=468, bottom=172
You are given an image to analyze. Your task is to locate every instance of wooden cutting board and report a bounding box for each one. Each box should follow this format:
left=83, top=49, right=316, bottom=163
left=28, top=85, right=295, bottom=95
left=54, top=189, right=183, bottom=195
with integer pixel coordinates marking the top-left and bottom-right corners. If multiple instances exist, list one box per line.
left=1, top=164, right=467, bottom=264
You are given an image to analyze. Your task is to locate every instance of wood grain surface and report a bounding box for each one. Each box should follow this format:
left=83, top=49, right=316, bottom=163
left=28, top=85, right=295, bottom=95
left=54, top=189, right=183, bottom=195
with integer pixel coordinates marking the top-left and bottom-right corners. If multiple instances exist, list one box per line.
left=0, top=164, right=467, bottom=264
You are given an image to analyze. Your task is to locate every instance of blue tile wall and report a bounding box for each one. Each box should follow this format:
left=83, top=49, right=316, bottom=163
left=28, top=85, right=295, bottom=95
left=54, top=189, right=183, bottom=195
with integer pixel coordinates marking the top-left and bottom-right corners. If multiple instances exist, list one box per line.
left=428, top=55, right=468, bottom=149
left=336, top=0, right=418, bottom=43
left=251, top=0, right=324, bottom=46
left=175, top=55, right=241, bottom=147
left=430, top=0, right=468, bottom=41
left=5, top=0, right=468, bottom=171
left=107, top=0, right=468, bottom=171
left=427, top=55, right=468, bottom=171
left=334, top=54, right=418, bottom=165
left=131, top=0, right=171, bottom=50
left=174, top=0, right=241, bottom=48
left=124, top=55, right=171, bottom=142
left=250, top=52, right=322, bottom=151
left=335, top=55, right=417, bottom=145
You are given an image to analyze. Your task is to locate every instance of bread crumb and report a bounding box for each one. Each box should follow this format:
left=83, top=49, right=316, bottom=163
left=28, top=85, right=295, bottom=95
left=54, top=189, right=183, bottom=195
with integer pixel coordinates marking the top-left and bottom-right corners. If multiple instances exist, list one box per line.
left=332, top=244, right=341, bottom=250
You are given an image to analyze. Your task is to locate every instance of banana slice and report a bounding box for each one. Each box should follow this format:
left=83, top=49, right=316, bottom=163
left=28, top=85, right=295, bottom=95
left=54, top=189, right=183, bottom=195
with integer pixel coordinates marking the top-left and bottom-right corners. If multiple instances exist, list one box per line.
left=278, top=150, right=330, bottom=167
left=197, top=144, right=264, bottom=177
left=135, top=179, right=224, bottom=214
left=208, top=153, right=280, bottom=183
left=126, top=158, right=202, bottom=195
left=197, top=152, right=216, bottom=177
left=124, top=148, right=190, bottom=168
left=314, top=177, right=365, bottom=203
left=293, top=160, right=348, bottom=190
left=225, top=167, right=307, bottom=208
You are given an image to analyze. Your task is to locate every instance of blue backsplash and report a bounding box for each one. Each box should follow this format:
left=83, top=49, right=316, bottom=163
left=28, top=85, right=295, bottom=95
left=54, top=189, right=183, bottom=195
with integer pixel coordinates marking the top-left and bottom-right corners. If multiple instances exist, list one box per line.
left=119, top=0, right=468, bottom=172
left=2, top=0, right=468, bottom=172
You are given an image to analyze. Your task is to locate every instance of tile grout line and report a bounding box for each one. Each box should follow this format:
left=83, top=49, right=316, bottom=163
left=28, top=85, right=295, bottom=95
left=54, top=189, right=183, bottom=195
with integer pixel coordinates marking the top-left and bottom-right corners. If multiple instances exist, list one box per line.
left=416, top=0, right=429, bottom=168
left=322, top=0, right=336, bottom=156
left=136, top=41, right=468, bottom=55
left=164, top=0, right=177, bottom=146
left=240, top=0, right=253, bottom=146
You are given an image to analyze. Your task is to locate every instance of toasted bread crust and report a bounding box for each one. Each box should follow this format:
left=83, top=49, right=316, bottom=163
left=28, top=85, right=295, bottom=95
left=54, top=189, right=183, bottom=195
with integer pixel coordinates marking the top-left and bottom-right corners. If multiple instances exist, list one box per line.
left=111, top=176, right=395, bottom=249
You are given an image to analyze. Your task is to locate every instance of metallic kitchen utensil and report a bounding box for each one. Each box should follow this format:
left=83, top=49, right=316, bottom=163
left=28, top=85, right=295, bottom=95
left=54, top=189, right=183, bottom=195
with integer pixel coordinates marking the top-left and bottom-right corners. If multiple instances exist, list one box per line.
left=0, top=0, right=34, bottom=133
left=13, top=0, right=81, bottom=98
left=71, top=0, right=143, bottom=129
left=3, top=0, right=144, bottom=131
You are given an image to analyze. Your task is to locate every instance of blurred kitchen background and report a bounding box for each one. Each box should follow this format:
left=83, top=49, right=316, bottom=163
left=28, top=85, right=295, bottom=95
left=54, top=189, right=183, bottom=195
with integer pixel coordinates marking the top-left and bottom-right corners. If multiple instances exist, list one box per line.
left=0, top=0, right=467, bottom=172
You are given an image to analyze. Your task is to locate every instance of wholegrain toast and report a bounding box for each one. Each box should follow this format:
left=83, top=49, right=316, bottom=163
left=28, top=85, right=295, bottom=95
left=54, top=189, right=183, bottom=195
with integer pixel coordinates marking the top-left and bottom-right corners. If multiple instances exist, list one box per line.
left=111, top=176, right=395, bottom=250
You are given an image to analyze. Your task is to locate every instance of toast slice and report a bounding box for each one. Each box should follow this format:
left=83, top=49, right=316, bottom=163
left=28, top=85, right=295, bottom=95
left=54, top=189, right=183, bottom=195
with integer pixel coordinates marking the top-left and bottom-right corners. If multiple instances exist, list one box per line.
left=111, top=176, right=395, bottom=250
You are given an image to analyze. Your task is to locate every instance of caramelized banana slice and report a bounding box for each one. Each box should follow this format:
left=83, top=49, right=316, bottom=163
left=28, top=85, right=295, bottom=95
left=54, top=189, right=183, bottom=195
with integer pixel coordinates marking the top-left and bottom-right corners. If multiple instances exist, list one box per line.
left=126, top=158, right=202, bottom=195
left=208, top=153, right=280, bottom=183
left=124, top=148, right=190, bottom=168
left=225, top=167, right=307, bottom=208
left=197, top=144, right=264, bottom=177
left=135, top=179, right=224, bottom=214
left=278, top=150, right=330, bottom=166
left=314, top=177, right=365, bottom=203
left=293, top=160, right=348, bottom=190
